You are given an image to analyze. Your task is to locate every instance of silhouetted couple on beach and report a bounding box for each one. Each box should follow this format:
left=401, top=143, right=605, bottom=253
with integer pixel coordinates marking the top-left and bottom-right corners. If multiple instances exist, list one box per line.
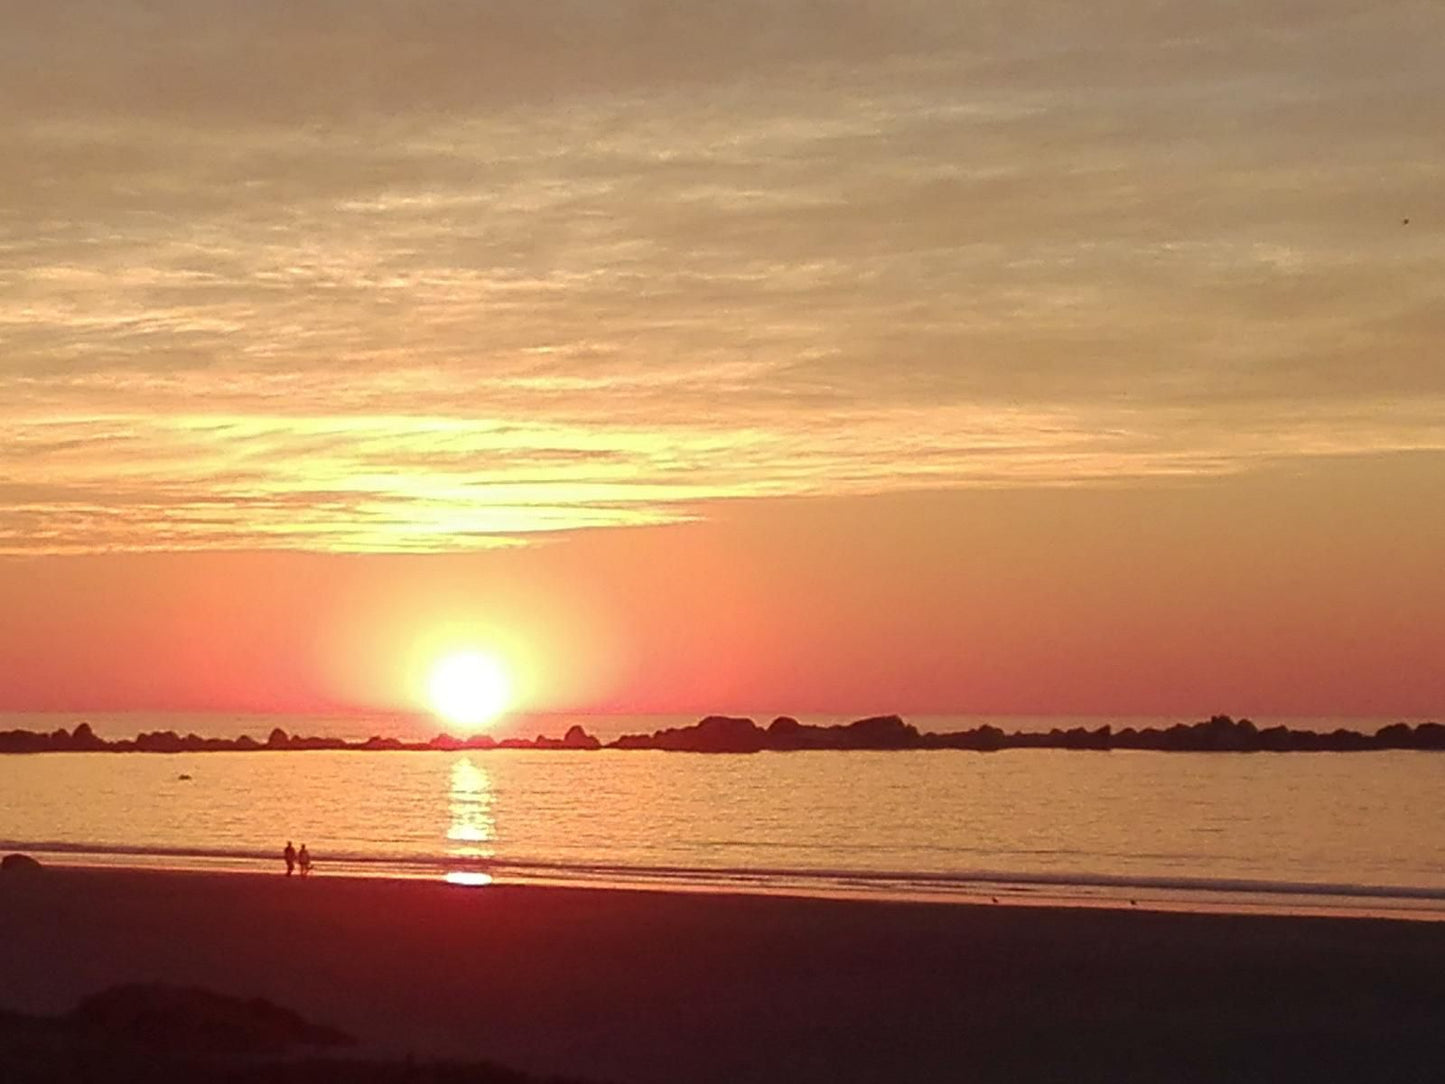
left=283, top=841, right=312, bottom=877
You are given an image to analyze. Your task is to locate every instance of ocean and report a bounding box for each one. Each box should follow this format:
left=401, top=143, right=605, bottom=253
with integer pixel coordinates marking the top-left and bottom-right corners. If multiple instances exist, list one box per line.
left=2, top=713, right=1443, bottom=918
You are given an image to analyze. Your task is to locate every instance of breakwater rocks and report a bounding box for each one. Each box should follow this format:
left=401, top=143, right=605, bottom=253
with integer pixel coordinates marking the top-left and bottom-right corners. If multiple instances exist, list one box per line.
left=2, top=714, right=1442, bottom=755
left=611, top=713, right=1445, bottom=753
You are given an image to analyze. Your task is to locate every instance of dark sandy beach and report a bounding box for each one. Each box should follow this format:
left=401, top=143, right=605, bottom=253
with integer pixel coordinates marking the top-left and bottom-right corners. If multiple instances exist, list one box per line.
left=2, top=868, right=1443, bottom=1082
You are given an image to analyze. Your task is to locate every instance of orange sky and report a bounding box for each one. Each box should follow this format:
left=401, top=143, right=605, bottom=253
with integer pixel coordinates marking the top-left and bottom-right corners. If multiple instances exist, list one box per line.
left=2, top=453, right=1441, bottom=717
left=2, top=3, right=1442, bottom=717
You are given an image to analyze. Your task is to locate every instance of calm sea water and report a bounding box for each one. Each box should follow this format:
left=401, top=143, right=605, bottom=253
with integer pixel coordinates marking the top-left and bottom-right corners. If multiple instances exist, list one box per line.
left=3, top=713, right=1443, bottom=917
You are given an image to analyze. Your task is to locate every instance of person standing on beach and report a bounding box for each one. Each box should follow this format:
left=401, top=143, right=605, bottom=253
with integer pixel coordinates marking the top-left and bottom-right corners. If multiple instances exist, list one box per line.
left=297, top=844, right=312, bottom=877
left=283, top=841, right=296, bottom=876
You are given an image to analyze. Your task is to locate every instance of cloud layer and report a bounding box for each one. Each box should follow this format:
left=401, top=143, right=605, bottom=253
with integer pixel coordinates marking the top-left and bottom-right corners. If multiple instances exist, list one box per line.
left=3, top=1, right=1443, bottom=552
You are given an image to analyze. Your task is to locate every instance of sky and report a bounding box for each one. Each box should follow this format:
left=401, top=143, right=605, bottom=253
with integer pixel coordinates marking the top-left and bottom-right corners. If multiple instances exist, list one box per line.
left=2, top=1, right=1442, bottom=719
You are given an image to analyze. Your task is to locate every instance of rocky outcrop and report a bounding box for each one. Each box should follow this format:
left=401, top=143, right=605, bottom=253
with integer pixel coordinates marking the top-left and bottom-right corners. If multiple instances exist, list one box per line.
left=533, top=725, right=603, bottom=750
left=837, top=715, right=920, bottom=749
left=68, top=984, right=354, bottom=1054
left=2, top=717, right=1442, bottom=755
left=0, top=984, right=597, bottom=1082
left=613, top=714, right=922, bottom=752
left=605, top=713, right=1445, bottom=754
left=613, top=715, right=769, bottom=753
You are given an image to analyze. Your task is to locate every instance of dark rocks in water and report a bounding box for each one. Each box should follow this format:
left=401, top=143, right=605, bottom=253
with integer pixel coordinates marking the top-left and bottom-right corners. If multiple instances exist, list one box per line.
left=286, top=735, right=349, bottom=751
left=133, top=730, right=186, bottom=753
left=70, top=722, right=105, bottom=751
left=1378, top=720, right=1445, bottom=750
left=533, top=725, right=601, bottom=750
left=526, top=726, right=600, bottom=750
left=765, top=716, right=815, bottom=750
left=924, top=724, right=1006, bottom=751
left=4, top=714, right=1445, bottom=756
left=0, top=728, right=59, bottom=753
left=613, top=715, right=768, bottom=753
left=687, top=715, right=768, bottom=752
left=612, top=714, right=922, bottom=753
left=68, top=984, right=354, bottom=1055
left=1, top=853, right=42, bottom=874
left=604, top=712, right=1445, bottom=754
left=561, top=724, right=600, bottom=750
left=838, top=714, right=919, bottom=749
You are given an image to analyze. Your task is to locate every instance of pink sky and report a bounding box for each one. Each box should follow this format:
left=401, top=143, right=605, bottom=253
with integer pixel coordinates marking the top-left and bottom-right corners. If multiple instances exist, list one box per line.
left=2, top=3, right=1442, bottom=717
left=3, top=454, right=1441, bottom=717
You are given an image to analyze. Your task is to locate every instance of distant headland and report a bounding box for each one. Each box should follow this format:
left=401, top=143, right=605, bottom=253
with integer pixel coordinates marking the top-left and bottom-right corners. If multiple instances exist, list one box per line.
left=2, top=714, right=1442, bottom=755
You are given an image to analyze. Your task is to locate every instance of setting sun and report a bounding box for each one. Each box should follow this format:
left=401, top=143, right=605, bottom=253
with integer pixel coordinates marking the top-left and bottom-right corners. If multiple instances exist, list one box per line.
left=428, top=651, right=512, bottom=730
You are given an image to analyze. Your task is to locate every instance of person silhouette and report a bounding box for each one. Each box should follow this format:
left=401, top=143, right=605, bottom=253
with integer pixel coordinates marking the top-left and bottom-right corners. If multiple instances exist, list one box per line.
left=283, top=841, right=296, bottom=876
left=297, top=844, right=312, bottom=877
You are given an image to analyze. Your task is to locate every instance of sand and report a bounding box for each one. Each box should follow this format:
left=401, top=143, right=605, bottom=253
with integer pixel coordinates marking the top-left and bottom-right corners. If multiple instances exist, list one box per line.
left=2, top=867, right=1444, bottom=1083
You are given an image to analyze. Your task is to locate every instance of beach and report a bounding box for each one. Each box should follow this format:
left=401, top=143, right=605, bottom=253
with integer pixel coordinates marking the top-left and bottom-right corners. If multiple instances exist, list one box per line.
left=3, top=868, right=1444, bottom=1082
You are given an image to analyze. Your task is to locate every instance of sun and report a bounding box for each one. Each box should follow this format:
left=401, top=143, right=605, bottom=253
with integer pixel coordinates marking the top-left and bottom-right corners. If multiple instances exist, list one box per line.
left=428, top=651, right=512, bottom=730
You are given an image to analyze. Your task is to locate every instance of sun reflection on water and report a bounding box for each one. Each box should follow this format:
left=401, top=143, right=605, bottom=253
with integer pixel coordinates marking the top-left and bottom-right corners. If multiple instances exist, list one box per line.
left=445, top=757, right=496, bottom=883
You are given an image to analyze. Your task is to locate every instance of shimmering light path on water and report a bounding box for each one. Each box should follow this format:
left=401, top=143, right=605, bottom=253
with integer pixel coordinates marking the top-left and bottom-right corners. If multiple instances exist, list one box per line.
left=3, top=745, right=1443, bottom=916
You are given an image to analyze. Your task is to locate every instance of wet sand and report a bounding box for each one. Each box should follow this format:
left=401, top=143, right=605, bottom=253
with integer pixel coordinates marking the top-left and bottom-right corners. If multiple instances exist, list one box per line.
left=3, top=867, right=1444, bottom=1082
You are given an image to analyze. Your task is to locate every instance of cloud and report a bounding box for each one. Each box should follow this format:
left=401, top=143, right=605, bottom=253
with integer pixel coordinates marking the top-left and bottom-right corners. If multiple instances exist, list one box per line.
left=2, top=1, right=1443, bottom=552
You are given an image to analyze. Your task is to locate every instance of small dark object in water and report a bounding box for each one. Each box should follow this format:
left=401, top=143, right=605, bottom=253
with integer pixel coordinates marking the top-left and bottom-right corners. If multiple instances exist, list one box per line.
left=1, top=853, right=42, bottom=874
left=178, top=774, right=192, bottom=781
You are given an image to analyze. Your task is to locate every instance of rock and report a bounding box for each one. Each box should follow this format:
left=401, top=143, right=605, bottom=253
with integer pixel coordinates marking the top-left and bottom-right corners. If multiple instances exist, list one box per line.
left=3, top=713, right=1442, bottom=758
left=67, top=984, right=354, bottom=1054
left=134, top=730, right=184, bottom=753
left=840, top=714, right=920, bottom=749
left=766, top=716, right=805, bottom=749
left=1, top=853, right=42, bottom=874
left=0, top=729, right=54, bottom=753
left=682, top=715, right=766, bottom=752
left=607, top=715, right=766, bottom=752
left=1415, top=721, right=1445, bottom=750
left=561, top=724, right=601, bottom=750
left=71, top=721, right=105, bottom=750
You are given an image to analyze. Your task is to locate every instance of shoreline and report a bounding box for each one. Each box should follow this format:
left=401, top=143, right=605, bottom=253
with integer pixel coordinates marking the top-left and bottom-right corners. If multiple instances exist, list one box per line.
left=4, top=866, right=1445, bottom=1082
left=12, top=849, right=1445, bottom=924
